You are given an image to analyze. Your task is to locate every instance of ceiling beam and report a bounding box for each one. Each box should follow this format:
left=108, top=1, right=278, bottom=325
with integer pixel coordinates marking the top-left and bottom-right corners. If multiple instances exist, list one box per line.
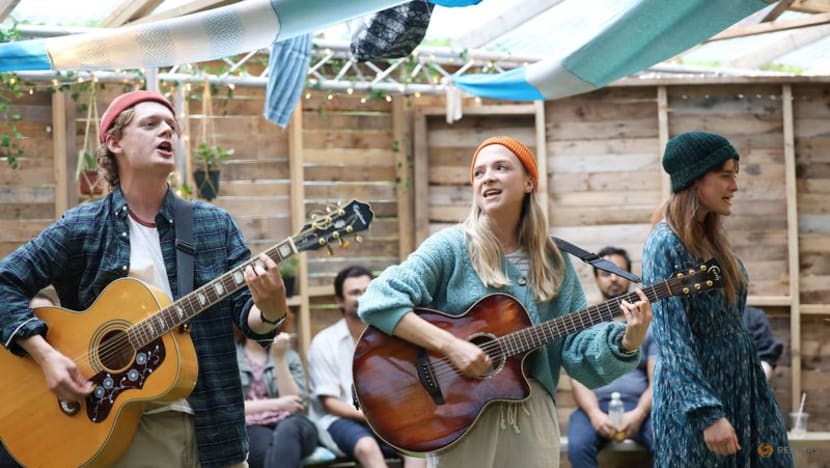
left=707, top=11, right=830, bottom=42
left=789, top=0, right=830, bottom=13
left=131, top=0, right=239, bottom=25
left=453, top=0, right=566, bottom=49
left=761, top=0, right=797, bottom=22
left=101, top=0, right=164, bottom=27
left=729, top=23, right=830, bottom=68
left=0, top=0, right=20, bottom=22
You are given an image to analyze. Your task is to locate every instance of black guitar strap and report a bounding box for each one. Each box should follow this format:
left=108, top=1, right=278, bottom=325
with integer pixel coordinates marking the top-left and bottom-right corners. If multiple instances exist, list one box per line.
left=553, top=237, right=641, bottom=283
left=174, top=197, right=195, bottom=300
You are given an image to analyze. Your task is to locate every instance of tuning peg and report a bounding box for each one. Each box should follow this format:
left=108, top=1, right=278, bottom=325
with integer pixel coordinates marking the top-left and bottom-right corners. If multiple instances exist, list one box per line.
left=354, top=235, right=363, bottom=244
left=339, top=238, right=350, bottom=249
left=326, top=243, right=334, bottom=256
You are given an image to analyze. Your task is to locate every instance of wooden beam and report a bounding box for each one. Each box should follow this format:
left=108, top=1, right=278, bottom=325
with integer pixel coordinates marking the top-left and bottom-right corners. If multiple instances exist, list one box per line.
left=707, top=11, right=830, bottom=42
left=288, top=102, right=311, bottom=359
left=453, top=0, right=566, bottom=49
left=101, top=0, right=163, bottom=27
left=790, top=0, right=830, bottom=13
left=392, top=96, right=415, bottom=260
left=761, top=0, right=797, bottom=22
left=0, top=0, right=20, bottom=22
left=729, top=23, right=830, bottom=68
left=413, top=109, right=430, bottom=246
left=534, top=100, right=549, bottom=218
left=657, top=86, right=670, bottom=201
left=132, top=0, right=239, bottom=25
left=51, top=91, right=73, bottom=217
left=781, top=84, right=802, bottom=412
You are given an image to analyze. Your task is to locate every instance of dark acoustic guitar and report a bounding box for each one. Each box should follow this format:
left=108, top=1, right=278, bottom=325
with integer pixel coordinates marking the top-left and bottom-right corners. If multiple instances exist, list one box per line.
left=352, top=259, right=722, bottom=453
left=0, top=200, right=373, bottom=468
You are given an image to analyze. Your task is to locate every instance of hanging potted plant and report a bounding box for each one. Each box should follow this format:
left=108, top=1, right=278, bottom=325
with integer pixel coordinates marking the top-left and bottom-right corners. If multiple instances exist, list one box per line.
left=76, top=148, right=105, bottom=195
left=192, top=80, right=232, bottom=201
left=193, top=142, right=232, bottom=201
left=76, top=86, right=106, bottom=196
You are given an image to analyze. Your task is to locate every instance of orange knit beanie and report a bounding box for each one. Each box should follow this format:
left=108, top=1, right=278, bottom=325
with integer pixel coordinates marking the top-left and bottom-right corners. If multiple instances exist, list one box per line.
left=469, top=136, right=538, bottom=190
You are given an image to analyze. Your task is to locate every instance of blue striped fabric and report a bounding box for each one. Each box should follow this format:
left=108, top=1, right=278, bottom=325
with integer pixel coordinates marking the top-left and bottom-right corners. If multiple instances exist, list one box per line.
left=0, top=39, right=52, bottom=72
left=265, top=34, right=312, bottom=127
left=452, top=0, right=770, bottom=101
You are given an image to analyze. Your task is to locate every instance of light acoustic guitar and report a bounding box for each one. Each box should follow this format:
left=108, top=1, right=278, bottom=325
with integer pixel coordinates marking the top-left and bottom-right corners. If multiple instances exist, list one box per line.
left=353, top=259, right=722, bottom=453
left=0, top=200, right=374, bottom=468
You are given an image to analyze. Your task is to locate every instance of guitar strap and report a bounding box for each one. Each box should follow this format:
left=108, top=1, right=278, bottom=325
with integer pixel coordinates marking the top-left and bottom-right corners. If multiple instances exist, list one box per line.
left=174, top=196, right=195, bottom=309
left=553, top=237, right=641, bottom=283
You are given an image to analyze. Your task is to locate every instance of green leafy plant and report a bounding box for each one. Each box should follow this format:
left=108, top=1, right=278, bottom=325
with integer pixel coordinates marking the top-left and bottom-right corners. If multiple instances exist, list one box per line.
left=75, top=149, right=98, bottom=178
left=194, top=142, right=233, bottom=171
left=1, top=22, right=24, bottom=169
left=278, top=256, right=299, bottom=277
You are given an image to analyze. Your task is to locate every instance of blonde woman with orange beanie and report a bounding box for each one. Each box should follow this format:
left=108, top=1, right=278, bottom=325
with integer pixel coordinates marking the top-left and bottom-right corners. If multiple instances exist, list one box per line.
left=358, top=136, right=652, bottom=467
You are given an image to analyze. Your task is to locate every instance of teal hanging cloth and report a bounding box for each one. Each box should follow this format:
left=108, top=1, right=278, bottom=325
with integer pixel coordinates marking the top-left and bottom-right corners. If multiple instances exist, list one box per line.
left=264, top=33, right=312, bottom=127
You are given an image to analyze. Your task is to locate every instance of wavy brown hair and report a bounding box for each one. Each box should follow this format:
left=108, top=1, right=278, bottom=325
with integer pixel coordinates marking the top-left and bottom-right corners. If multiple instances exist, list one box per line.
left=650, top=181, right=745, bottom=305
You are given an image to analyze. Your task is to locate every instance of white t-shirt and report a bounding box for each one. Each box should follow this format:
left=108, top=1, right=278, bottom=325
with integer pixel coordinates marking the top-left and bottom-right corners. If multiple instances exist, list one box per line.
left=127, top=215, right=192, bottom=415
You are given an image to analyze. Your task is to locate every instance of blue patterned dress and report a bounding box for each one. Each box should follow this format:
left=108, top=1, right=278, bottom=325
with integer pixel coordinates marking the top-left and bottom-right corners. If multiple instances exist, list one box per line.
left=642, top=222, right=792, bottom=467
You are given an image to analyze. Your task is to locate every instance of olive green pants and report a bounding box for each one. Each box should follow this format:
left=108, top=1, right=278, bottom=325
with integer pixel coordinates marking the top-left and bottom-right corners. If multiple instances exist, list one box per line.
left=113, top=411, right=248, bottom=468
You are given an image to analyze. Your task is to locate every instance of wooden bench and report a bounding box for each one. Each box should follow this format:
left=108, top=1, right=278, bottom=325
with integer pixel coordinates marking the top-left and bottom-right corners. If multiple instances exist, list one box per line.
left=302, top=437, right=650, bottom=468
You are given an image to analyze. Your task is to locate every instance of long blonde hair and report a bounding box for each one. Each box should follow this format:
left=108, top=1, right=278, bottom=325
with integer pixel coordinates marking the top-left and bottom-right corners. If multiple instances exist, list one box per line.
left=650, top=187, right=745, bottom=305
left=462, top=191, right=564, bottom=302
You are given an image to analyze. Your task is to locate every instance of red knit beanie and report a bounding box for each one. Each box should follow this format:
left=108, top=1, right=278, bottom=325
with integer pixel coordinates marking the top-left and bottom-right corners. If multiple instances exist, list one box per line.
left=99, top=90, right=176, bottom=143
left=470, top=136, right=538, bottom=190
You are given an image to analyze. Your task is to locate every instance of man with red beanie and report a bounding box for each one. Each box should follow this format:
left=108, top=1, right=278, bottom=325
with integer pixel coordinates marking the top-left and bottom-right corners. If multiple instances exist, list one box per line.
left=0, top=90, right=289, bottom=467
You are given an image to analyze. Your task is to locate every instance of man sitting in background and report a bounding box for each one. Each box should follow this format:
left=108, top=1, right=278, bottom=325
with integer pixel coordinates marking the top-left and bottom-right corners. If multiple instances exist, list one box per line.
left=568, top=247, right=656, bottom=468
left=743, top=306, right=784, bottom=381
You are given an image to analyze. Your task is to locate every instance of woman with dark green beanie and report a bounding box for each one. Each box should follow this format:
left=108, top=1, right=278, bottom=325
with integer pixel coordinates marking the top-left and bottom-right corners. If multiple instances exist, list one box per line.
left=642, top=131, right=792, bottom=467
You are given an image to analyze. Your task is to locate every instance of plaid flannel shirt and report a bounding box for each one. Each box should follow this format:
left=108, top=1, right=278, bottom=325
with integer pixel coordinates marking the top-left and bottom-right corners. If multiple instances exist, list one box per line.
left=0, top=186, right=274, bottom=467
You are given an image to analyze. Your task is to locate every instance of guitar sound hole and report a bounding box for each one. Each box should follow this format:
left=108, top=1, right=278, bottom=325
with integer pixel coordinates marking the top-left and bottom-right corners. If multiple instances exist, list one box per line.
left=469, top=333, right=504, bottom=377
left=98, top=330, right=135, bottom=371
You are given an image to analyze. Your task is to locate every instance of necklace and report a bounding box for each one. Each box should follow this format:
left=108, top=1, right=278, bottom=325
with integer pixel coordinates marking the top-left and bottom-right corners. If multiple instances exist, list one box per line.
left=127, top=207, right=157, bottom=228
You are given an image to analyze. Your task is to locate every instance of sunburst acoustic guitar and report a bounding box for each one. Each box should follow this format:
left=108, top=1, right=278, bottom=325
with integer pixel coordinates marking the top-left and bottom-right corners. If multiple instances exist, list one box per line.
left=0, top=200, right=374, bottom=468
left=352, top=259, right=722, bottom=453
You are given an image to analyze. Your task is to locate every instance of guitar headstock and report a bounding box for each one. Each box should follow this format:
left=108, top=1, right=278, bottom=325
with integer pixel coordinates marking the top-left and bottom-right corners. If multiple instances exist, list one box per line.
left=292, top=200, right=375, bottom=254
left=667, top=258, right=723, bottom=296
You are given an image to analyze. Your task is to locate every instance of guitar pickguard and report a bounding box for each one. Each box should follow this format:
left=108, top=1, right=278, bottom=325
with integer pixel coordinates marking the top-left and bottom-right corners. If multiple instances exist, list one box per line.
left=85, top=339, right=166, bottom=423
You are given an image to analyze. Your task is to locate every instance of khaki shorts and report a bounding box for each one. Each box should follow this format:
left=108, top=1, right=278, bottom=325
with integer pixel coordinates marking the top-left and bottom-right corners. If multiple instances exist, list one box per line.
left=113, top=411, right=248, bottom=468
left=428, top=380, right=560, bottom=468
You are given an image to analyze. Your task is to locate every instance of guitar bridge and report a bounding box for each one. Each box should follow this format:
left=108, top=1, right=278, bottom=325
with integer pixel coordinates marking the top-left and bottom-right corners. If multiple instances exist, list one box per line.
left=416, top=347, right=445, bottom=405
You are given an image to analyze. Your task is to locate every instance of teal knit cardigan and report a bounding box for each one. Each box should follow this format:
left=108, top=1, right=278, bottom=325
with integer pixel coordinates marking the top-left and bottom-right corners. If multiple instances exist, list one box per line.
left=357, top=227, right=639, bottom=400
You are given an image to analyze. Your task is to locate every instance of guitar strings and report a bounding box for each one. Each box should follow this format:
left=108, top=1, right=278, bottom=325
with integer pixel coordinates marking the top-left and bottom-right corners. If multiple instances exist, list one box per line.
left=421, top=284, right=667, bottom=381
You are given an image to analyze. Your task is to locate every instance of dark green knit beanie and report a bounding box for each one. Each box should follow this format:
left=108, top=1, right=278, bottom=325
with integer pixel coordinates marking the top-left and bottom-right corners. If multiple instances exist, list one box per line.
left=662, top=131, right=739, bottom=193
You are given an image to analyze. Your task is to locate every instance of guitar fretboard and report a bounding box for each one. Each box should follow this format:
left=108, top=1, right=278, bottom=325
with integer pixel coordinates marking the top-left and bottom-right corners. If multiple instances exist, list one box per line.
left=126, top=239, right=297, bottom=348
left=494, top=281, right=670, bottom=358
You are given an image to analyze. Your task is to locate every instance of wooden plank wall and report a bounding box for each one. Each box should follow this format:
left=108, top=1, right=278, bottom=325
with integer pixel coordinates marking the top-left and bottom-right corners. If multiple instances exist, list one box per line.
left=0, top=90, right=56, bottom=257
left=298, top=91, right=402, bottom=337
left=793, top=85, right=830, bottom=306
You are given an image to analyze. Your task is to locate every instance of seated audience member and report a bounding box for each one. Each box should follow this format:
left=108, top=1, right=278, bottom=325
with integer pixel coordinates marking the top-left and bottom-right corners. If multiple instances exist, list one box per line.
left=308, top=266, right=423, bottom=468
left=742, top=306, right=784, bottom=381
left=1, top=292, right=57, bottom=468
left=568, top=247, right=656, bottom=468
left=237, top=326, right=318, bottom=468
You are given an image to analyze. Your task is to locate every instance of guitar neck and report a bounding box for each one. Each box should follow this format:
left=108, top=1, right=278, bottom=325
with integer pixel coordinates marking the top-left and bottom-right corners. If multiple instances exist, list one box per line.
left=127, top=238, right=298, bottom=348
left=497, top=280, right=671, bottom=357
